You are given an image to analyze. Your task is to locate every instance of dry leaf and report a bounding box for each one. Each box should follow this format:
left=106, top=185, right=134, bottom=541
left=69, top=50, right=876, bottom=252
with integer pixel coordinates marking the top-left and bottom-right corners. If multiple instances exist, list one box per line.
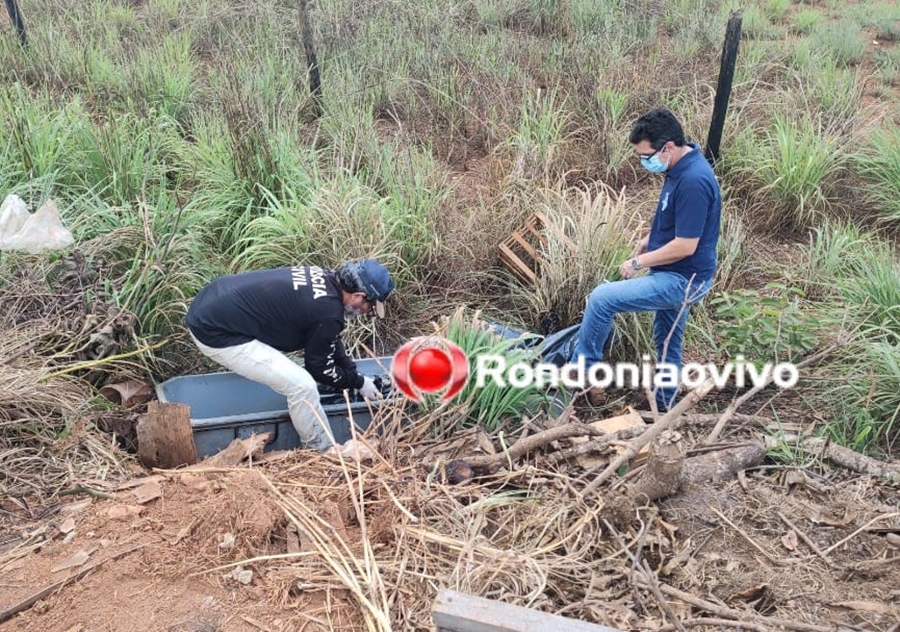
left=60, top=499, right=93, bottom=515
left=51, top=550, right=91, bottom=573
left=831, top=601, right=896, bottom=616
left=810, top=508, right=855, bottom=527
left=324, top=438, right=378, bottom=462
left=115, top=476, right=164, bottom=491
left=106, top=504, right=145, bottom=520
left=729, top=583, right=769, bottom=603
left=132, top=480, right=162, bottom=504
left=99, top=379, right=153, bottom=407
left=59, top=517, right=76, bottom=535
left=170, top=520, right=196, bottom=546
left=781, top=530, right=798, bottom=551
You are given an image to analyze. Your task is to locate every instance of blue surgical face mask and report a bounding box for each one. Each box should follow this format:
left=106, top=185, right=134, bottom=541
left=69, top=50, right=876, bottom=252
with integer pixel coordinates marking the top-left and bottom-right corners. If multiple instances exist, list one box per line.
left=640, top=152, right=668, bottom=173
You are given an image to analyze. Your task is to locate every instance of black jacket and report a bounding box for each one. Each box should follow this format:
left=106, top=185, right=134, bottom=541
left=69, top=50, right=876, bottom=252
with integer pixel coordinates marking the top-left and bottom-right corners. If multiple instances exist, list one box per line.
left=186, top=266, right=364, bottom=390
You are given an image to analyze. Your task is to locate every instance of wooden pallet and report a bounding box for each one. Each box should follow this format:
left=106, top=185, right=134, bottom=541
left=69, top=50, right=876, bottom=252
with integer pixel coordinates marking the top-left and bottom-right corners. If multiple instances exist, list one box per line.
left=497, top=211, right=576, bottom=284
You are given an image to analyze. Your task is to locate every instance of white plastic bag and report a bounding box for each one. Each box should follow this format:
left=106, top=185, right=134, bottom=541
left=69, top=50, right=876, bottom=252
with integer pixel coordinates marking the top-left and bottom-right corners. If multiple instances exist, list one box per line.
left=0, top=194, right=74, bottom=253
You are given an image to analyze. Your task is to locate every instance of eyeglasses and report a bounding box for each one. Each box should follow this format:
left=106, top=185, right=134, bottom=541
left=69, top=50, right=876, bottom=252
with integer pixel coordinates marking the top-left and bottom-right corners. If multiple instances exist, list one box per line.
left=637, top=143, right=668, bottom=160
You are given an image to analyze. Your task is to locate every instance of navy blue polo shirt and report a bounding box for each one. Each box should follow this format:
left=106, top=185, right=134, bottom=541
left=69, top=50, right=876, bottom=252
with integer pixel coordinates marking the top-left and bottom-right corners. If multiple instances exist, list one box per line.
left=647, top=143, right=721, bottom=282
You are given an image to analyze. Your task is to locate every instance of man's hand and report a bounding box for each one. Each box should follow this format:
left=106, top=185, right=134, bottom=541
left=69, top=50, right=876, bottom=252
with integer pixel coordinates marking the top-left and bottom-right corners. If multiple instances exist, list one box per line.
left=619, top=259, right=638, bottom=280
left=358, top=376, right=382, bottom=400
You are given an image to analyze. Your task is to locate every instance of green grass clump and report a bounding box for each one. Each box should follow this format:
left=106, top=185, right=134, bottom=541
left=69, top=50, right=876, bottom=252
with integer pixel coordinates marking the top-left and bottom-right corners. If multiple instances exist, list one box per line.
left=764, top=0, right=790, bottom=24
left=811, top=21, right=867, bottom=68
left=791, top=9, right=822, bottom=35
left=823, top=341, right=900, bottom=456
left=739, top=5, right=782, bottom=39
left=856, top=123, right=900, bottom=224
left=730, top=113, right=846, bottom=229
left=511, top=183, right=634, bottom=333
left=440, top=309, right=548, bottom=434
left=799, top=222, right=900, bottom=454
left=873, top=47, right=900, bottom=86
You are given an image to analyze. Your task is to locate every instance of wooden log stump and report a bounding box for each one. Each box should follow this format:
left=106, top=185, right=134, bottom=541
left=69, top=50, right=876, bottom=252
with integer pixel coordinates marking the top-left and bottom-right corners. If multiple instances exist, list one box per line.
left=600, top=430, right=685, bottom=528
left=136, top=401, right=198, bottom=469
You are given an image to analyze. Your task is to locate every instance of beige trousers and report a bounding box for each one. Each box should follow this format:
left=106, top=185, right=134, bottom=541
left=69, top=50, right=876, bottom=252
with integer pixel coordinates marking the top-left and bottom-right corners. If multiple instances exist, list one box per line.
left=190, top=333, right=334, bottom=451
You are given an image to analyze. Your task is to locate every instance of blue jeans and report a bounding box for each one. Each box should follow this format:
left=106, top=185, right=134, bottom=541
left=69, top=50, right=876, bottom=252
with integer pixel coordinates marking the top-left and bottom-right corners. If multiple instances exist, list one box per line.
left=571, top=271, right=711, bottom=411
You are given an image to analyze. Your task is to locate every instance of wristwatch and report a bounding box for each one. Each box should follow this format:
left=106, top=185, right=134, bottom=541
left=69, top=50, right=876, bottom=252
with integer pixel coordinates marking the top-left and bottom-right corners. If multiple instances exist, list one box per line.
left=631, top=257, right=642, bottom=271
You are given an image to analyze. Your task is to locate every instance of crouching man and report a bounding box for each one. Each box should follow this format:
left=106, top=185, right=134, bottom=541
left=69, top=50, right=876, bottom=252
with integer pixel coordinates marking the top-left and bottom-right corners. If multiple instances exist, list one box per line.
left=186, top=259, right=394, bottom=451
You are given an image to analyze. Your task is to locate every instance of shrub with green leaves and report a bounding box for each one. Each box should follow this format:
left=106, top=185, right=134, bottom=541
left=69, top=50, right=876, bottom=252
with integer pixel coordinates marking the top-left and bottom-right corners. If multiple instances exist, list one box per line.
left=709, top=283, right=820, bottom=364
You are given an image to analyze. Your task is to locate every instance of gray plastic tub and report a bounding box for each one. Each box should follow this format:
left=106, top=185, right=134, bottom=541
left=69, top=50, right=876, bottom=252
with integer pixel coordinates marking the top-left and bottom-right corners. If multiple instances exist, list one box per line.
left=155, top=357, right=393, bottom=457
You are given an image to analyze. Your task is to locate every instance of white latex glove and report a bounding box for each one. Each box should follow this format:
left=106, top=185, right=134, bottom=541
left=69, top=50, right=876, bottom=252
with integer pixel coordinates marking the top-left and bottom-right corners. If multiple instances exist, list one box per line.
left=358, top=376, right=382, bottom=400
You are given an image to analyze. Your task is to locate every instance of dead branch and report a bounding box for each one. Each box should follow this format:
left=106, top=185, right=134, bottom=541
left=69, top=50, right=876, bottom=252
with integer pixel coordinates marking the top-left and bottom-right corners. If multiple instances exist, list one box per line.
left=604, top=518, right=687, bottom=632
left=581, top=378, right=716, bottom=497
left=544, top=425, right=646, bottom=465
left=822, top=512, right=900, bottom=556
left=657, top=618, right=768, bottom=631
left=710, top=505, right=794, bottom=566
left=801, top=437, right=900, bottom=482
left=640, top=411, right=772, bottom=427
left=778, top=511, right=836, bottom=568
left=643, top=580, right=836, bottom=632
left=681, top=441, right=765, bottom=489
left=460, top=422, right=607, bottom=472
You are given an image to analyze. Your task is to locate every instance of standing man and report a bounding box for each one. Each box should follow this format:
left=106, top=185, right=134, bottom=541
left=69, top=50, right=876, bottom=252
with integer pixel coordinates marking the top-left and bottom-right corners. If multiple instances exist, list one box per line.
left=186, top=259, right=395, bottom=451
left=572, top=108, right=721, bottom=411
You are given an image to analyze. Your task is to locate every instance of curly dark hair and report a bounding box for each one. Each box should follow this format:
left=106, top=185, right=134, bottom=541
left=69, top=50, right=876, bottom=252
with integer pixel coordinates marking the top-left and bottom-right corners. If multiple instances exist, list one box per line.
left=628, top=108, right=686, bottom=149
left=334, top=261, right=367, bottom=296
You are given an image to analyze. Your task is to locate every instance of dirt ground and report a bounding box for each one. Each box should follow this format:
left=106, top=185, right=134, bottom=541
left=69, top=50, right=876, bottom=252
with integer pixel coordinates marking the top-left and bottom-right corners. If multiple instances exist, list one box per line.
left=1, top=409, right=899, bottom=632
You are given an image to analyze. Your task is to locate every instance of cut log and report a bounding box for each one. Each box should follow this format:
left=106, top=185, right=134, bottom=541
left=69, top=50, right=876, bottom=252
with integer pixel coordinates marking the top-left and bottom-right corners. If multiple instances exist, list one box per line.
left=801, top=438, right=900, bottom=482
left=136, top=401, right=198, bottom=469
left=681, top=442, right=766, bottom=490
left=602, top=439, right=766, bottom=528
left=432, top=589, right=623, bottom=632
left=601, top=430, right=685, bottom=528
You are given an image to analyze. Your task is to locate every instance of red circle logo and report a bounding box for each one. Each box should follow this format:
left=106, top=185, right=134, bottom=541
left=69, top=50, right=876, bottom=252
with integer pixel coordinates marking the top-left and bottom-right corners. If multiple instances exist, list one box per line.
left=391, top=337, right=469, bottom=402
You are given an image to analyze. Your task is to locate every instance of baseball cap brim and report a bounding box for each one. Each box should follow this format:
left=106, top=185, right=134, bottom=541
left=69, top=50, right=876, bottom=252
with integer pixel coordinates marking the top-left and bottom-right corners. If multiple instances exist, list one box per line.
left=374, top=300, right=386, bottom=319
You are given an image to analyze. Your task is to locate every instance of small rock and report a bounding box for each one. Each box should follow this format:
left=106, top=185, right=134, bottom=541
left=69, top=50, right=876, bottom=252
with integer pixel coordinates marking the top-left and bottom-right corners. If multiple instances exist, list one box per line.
left=51, top=550, right=91, bottom=573
left=132, top=480, right=162, bottom=504
left=107, top=504, right=145, bottom=520
left=230, top=566, right=253, bottom=585
left=219, top=533, right=235, bottom=549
